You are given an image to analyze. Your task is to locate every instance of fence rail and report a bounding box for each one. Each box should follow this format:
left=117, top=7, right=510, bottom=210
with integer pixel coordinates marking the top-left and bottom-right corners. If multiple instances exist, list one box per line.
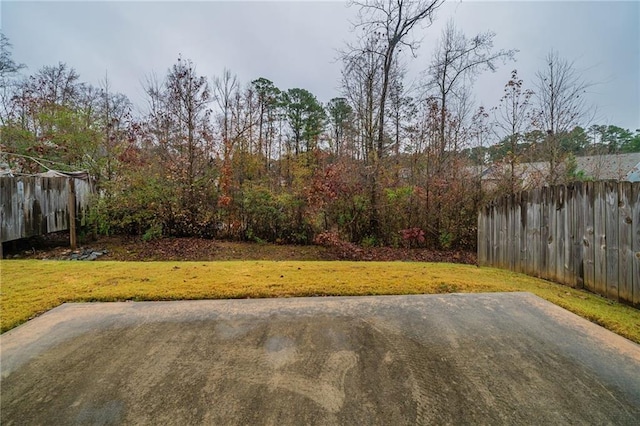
left=1, top=176, right=92, bottom=244
left=478, top=181, right=640, bottom=307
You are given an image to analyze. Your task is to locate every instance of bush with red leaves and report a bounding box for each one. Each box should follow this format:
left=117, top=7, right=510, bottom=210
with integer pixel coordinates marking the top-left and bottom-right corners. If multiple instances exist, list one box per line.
left=399, top=228, right=425, bottom=248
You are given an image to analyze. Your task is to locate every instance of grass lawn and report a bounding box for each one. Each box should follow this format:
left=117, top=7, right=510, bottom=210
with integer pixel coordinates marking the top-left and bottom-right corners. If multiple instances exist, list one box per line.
left=1, top=260, right=639, bottom=343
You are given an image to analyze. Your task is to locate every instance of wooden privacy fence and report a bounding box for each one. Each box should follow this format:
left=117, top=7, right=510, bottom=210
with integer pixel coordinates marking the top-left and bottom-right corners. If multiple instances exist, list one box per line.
left=0, top=175, right=92, bottom=247
left=478, top=181, right=640, bottom=307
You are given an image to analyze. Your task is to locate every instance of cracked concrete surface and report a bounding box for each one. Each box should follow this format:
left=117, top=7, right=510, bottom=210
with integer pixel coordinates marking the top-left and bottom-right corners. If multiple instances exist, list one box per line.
left=1, top=293, right=639, bottom=425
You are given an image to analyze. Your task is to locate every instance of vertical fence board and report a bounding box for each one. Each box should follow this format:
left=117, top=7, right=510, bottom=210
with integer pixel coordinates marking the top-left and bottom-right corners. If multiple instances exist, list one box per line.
left=593, top=181, right=607, bottom=296
left=507, top=195, right=516, bottom=270
left=525, top=190, right=535, bottom=275
left=541, top=187, right=550, bottom=279
left=519, top=191, right=528, bottom=273
left=618, top=182, right=633, bottom=303
left=499, top=197, right=508, bottom=269
left=582, top=182, right=595, bottom=291
left=556, top=185, right=567, bottom=285
left=531, top=189, right=542, bottom=277
left=547, top=187, right=558, bottom=281
left=569, top=183, right=582, bottom=288
left=605, top=182, right=620, bottom=300
left=477, top=210, right=484, bottom=265
left=490, top=201, right=496, bottom=266
left=477, top=210, right=484, bottom=266
left=632, top=183, right=640, bottom=307
left=513, top=193, right=522, bottom=272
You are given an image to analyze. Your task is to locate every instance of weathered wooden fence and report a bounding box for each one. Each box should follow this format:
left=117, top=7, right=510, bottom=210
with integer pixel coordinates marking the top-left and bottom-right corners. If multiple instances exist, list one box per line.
left=0, top=176, right=92, bottom=244
left=478, top=181, right=640, bottom=307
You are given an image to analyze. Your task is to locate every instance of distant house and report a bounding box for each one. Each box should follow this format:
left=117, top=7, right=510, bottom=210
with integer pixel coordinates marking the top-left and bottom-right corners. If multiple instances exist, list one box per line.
left=480, top=153, right=640, bottom=190
left=575, top=153, right=640, bottom=181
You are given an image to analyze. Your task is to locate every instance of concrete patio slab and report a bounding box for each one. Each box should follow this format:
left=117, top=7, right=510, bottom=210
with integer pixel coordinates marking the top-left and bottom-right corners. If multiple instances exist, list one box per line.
left=1, top=293, right=639, bottom=425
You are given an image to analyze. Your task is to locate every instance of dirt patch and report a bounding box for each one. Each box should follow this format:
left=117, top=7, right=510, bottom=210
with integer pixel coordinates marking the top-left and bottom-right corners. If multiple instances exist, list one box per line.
left=3, top=233, right=476, bottom=264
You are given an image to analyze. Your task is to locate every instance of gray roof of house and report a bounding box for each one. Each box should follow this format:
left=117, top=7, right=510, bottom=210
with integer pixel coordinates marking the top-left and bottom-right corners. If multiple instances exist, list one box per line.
left=481, top=153, right=640, bottom=183
left=575, top=153, right=640, bottom=181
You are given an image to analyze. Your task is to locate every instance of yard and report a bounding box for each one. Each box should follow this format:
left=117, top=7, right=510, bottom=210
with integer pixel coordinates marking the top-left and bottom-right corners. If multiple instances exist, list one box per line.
left=2, top=259, right=639, bottom=344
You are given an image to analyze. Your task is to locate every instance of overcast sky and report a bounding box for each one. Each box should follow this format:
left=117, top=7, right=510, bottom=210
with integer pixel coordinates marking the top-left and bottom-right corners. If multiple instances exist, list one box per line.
left=1, top=1, right=638, bottom=131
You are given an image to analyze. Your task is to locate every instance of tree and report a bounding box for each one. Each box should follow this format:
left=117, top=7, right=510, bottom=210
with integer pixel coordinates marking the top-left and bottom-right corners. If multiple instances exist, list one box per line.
left=31, top=62, right=80, bottom=109
left=251, top=77, right=281, bottom=166
left=492, top=69, right=534, bottom=193
left=340, top=35, right=383, bottom=162
left=143, top=57, right=213, bottom=222
left=427, top=21, right=516, bottom=160
left=9, top=62, right=80, bottom=139
left=387, top=62, right=415, bottom=159
left=588, top=124, right=640, bottom=154
left=533, top=50, right=594, bottom=184
left=1, top=63, right=106, bottom=173
left=166, top=57, right=212, bottom=195
left=213, top=68, right=238, bottom=148
left=621, top=130, right=640, bottom=153
left=347, top=0, right=445, bottom=240
left=0, top=33, right=25, bottom=126
left=282, top=88, right=325, bottom=156
left=98, top=74, right=133, bottom=182
left=351, top=0, right=444, bottom=159
left=0, top=33, right=24, bottom=77
left=417, top=21, right=514, bottom=247
left=559, top=126, right=589, bottom=155
left=326, top=97, right=353, bottom=156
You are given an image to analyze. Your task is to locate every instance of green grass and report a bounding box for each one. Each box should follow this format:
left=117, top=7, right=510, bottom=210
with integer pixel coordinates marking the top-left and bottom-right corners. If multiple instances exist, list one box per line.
left=1, top=260, right=639, bottom=343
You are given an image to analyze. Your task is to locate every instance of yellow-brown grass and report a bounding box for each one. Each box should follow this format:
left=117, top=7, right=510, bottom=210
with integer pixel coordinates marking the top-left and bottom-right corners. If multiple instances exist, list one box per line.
left=1, top=260, right=638, bottom=343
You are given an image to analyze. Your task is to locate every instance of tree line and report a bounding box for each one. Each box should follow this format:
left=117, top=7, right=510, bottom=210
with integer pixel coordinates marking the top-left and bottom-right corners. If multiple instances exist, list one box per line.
left=1, top=1, right=638, bottom=250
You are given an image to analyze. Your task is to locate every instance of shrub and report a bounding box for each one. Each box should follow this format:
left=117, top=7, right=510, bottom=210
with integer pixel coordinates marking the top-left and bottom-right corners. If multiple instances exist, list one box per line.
left=400, top=227, right=425, bottom=248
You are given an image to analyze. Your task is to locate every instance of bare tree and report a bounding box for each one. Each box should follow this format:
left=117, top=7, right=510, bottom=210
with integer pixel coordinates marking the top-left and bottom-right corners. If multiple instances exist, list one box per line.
left=31, top=62, right=80, bottom=108
left=0, top=33, right=25, bottom=126
left=213, top=68, right=238, bottom=147
left=492, top=69, right=534, bottom=193
left=340, top=35, right=383, bottom=162
left=533, top=50, right=594, bottom=184
left=144, top=57, right=212, bottom=206
left=351, top=0, right=444, bottom=160
left=426, top=21, right=516, bottom=160
left=100, top=73, right=132, bottom=181
left=13, top=63, right=81, bottom=137
left=417, top=21, right=514, bottom=248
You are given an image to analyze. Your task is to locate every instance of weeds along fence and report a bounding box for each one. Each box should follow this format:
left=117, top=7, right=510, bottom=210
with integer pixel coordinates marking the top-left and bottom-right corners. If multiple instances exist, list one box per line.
left=478, top=181, right=640, bottom=307
left=0, top=175, right=92, bottom=245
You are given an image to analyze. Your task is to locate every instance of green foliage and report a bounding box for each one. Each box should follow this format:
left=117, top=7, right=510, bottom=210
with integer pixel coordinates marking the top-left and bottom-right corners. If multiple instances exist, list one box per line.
left=559, top=126, right=590, bottom=155
left=385, top=186, right=413, bottom=202
left=326, top=97, right=353, bottom=154
left=143, top=223, right=163, bottom=242
left=100, top=172, right=174, bottom=236
left=588, top=125, right=640, bottom=153
left=439, top=231, right=453, bottom=249
left=241, top=186, right=311, bottom=244
left=361, top=235, right=378, bottom=248
left=282, top=88, right=326, bottom=154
